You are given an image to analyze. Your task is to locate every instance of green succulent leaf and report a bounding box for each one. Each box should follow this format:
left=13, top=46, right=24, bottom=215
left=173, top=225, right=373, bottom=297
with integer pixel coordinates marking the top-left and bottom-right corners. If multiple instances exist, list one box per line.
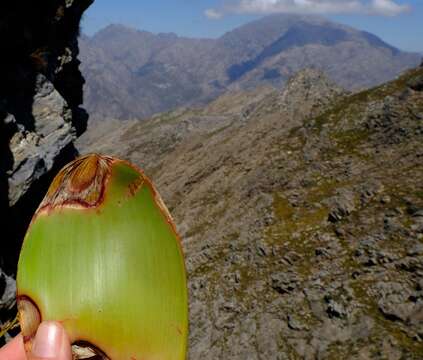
left=17, top=154, right=188, bottom=360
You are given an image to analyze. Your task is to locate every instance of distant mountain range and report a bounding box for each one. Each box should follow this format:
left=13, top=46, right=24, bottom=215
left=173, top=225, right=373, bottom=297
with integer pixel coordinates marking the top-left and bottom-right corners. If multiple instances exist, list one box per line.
left=79, top=14, right=420, bottom=120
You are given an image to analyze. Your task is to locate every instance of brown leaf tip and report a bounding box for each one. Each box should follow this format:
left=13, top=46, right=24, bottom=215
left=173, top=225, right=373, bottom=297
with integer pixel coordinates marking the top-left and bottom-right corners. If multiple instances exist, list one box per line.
left=39, top=154, right=114, bottom=212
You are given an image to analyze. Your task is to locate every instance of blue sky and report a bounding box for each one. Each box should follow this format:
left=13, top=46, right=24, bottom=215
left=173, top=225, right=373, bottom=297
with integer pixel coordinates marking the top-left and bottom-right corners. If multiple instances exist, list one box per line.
left=81, top=0, right=422, bottom=53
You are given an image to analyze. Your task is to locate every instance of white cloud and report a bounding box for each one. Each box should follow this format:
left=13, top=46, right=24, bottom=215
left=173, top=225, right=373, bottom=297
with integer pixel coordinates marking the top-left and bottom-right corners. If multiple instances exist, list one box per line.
left=370, top=0, right=410, bottom=16
left=205, top=8, right=224, bottom=19
left=207, top=0, right=410, bottom=18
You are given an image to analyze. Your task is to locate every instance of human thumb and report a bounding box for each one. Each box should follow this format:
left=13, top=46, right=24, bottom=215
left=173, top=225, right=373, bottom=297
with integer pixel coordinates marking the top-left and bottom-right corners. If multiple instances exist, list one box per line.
left=28, top=321, right=72, bottom=360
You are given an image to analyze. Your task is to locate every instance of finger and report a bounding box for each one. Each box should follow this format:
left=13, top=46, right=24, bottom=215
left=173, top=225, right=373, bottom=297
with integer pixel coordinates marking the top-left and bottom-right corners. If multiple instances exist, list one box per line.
left=28, top=322, right=71, bottom=360
left=0, top=334, right=27, bottom=360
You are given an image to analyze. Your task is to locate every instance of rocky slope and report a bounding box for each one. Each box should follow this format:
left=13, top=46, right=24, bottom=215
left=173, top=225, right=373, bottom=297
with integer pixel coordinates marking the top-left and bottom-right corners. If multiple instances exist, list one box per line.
left=78, top=66, right=423, bottom=359
left=79, top=14, right=420, bottom=120
left=0, top=0, right=92, bottom=338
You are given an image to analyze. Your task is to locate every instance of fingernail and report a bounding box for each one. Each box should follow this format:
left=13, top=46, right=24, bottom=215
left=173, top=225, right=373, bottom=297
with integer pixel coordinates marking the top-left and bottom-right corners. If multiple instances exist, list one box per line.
left=32, top=321, right=64, bottom=358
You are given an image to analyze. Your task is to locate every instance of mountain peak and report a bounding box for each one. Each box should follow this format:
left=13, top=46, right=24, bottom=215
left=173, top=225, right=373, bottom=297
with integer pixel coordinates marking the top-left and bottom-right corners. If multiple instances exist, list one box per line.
left=90, top=24, right=151, bottom=41
left=94, top=23, right=136, bottom=34
left=279, top=68, right=346, bottom=118
left=284, top=68, right=343, bottom=91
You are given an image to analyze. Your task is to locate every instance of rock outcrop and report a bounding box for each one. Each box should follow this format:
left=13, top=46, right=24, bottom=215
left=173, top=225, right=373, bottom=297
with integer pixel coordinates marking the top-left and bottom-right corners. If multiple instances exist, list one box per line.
left=0, top=0, right=92, bottom=334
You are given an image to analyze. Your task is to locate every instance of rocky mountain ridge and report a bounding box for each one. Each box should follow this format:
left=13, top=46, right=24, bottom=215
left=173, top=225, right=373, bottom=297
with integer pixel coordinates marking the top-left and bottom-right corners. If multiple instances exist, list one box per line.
left=78, top=65, right=423, bottom=359
left=79, top=14, right=420, bottom=120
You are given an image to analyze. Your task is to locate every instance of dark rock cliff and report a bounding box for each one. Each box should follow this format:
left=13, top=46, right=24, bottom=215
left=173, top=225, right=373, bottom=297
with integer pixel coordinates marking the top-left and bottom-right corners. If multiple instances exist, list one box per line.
left=0, top=0, right=93, bottom=333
